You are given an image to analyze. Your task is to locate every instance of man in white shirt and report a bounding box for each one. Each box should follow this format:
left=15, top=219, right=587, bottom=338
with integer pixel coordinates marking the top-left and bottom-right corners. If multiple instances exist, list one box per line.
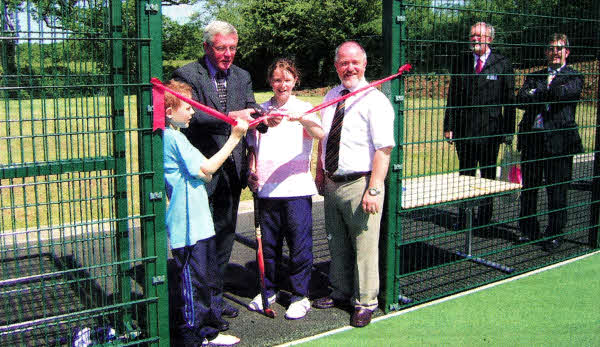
left=313, top=41, right=395, bottom=328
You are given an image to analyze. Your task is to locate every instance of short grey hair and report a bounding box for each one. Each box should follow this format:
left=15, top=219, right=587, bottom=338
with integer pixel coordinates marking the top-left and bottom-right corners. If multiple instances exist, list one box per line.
left=334, top=41, right=367, bottom=63
left=203, top=20, right=238, bottom=45
left=472, top=21, right=495, bottom=40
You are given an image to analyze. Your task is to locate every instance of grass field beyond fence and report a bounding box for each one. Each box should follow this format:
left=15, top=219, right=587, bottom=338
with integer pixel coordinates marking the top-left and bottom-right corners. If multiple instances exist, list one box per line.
left=1, top=79, right=597, bottom=230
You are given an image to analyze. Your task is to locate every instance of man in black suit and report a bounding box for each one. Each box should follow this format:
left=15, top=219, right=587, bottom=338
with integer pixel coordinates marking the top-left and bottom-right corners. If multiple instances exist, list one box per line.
left=516, top=33, right=584, bottom=252
left=172, top=20, right=258, bottom=328
left=444, top=21, right=516, bottom=231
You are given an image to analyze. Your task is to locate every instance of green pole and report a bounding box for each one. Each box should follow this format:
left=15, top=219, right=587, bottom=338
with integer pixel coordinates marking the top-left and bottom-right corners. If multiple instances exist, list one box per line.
left=110, top=0, right=132, bottom=333
left=136, top=0, right=170, bottom=344
left=382, top=0, right=404, bottom=313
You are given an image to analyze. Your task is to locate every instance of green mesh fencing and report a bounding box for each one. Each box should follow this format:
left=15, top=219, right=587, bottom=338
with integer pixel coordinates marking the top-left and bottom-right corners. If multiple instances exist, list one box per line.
left=0, top=0, right=168, bottom=345
left=381, top=0, right=600, bottom=311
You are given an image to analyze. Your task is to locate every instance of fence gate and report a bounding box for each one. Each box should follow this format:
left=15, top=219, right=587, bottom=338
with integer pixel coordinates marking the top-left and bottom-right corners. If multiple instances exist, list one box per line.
left=381, top=0, right=600, bottom=311
left=0, top=0, right=168, bottom=345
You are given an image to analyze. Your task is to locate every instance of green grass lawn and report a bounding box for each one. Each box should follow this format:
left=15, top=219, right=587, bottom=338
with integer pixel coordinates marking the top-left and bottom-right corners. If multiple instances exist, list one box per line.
left=300, top=252, right=600, bottom=346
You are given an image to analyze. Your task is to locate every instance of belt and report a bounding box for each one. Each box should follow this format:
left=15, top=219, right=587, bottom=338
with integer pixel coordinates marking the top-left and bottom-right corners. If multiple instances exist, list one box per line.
left=326, top=171, right=371, bottom=183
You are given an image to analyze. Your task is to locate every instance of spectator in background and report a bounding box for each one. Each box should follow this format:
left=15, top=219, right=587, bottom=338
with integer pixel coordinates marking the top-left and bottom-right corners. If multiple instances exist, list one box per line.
left=443, top=22, right=516, bottom=232
left=172, top=20, right=260, bottom=328
left=246, top=58, right=323, bottom=320
left=312, top=41, right=395, bottom=328
left=516, top=33, right=583, bottom=252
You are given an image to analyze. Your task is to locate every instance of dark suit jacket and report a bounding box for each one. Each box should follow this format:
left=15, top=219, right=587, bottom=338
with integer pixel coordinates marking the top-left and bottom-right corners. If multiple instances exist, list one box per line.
left=444, top=51, right=516, bottom=143
left=516, top=65, right=584, bottom=156
left=172, top=57, right=258, bottom=195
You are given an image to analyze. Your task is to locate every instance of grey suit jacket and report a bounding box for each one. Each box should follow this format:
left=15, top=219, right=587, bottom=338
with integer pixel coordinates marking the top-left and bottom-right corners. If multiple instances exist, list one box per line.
left=172, top=57, right=258, bottom=195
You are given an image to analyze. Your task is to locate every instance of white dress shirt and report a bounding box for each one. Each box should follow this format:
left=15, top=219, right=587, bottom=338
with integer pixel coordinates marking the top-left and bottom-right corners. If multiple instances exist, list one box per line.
left=320, top=79, right=395, bottom=176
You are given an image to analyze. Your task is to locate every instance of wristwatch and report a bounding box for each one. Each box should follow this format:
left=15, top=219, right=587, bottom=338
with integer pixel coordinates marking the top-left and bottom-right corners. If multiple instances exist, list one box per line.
left=368, top=187, right=381, bottom=196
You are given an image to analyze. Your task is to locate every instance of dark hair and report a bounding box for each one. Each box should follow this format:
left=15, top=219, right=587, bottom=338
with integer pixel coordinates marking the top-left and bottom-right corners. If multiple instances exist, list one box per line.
left=164, top=79, right=192, bottom=111
left=267, top=58, right=300, bottom=86
left=548, top=33, right=569, bottom=48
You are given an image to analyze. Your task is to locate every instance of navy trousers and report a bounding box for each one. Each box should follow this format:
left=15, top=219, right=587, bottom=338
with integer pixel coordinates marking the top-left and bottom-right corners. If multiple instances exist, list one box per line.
left=171, top=237, right=222, bottom=340
left=208, top=158, right=242, bottom=309
left=258, top=196, right=313, bottom=300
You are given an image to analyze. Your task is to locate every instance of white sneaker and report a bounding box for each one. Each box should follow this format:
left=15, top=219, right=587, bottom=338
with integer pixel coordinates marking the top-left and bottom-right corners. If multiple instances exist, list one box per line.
left=285, top=297, right=311, bottom=320
left=202, top=333, right=240, bottom=346
left=247, top=293, right=276, bottom=312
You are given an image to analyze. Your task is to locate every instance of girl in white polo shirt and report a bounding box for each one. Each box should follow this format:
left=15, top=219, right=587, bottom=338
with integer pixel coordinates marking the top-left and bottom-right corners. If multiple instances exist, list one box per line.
left=246, top=58, right=323, bottom=320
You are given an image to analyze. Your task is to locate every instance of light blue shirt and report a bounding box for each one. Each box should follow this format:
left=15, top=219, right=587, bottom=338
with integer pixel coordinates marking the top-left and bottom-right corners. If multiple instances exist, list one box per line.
left=163, top=128, right=215, bottom=248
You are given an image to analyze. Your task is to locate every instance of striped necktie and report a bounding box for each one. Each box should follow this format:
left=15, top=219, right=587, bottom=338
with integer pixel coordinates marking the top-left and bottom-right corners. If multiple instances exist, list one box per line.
left=325, top=89, right=350, bottom=174
left=216, top=70, right=227, bottom=111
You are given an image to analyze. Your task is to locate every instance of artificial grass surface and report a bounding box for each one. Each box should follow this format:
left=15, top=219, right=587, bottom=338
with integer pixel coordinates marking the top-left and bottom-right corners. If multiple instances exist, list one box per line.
left=300, top=252, right=600, bottom=346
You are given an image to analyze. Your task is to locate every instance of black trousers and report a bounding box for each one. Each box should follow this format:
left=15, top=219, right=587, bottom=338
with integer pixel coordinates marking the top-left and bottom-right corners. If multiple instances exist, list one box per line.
left=208, top=158, right=242, bottom=309
left=455, top=140, right=501, bottom=227
left=520, top=145, right=573, bottom=238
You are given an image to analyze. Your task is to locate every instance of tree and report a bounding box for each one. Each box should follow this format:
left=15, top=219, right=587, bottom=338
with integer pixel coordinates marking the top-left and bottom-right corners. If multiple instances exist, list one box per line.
left=209, top=0, right=382, bottom=88
left=162, top=16, right=203, bottom=61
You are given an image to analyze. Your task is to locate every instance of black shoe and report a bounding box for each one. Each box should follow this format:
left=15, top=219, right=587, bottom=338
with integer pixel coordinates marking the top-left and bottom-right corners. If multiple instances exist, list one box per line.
left=312, top=296, right=335, bottom=309
left=542, top=238, right=562, bottom=252
left=350, top=308, right=374, bottom=328
left=213, top=319, right=230, bottom=332
left=312, top=296, right=351, bottom=310
left=222, top=305, right=239, bottom=318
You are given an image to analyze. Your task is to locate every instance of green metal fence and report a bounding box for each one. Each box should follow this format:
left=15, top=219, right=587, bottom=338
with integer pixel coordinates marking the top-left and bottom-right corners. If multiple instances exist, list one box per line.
left=381, top=0, right=600, bottom=311
left=0, top=0, right=168, bottom=345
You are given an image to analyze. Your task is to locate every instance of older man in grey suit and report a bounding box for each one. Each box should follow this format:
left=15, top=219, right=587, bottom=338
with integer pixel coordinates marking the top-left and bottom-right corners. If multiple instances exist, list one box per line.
left=172, top=20, right=258, bottom=332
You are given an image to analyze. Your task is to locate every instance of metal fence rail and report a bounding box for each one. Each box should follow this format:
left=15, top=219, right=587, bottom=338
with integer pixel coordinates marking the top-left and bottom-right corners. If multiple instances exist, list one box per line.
left=382, top=0, right=600, bottom=311
left=0, top=0, right=167, bottom=345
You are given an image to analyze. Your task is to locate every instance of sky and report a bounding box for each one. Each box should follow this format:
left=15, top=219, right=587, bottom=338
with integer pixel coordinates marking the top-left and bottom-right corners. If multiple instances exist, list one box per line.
left=162, top=2, right=204, bottom=24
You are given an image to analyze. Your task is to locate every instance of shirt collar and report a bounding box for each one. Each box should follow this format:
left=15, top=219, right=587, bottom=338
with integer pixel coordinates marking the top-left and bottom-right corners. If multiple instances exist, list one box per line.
left=548, top=64, right=566, bottom=74
left=205, top=56, right=229, bottom=79
left=342, top=78, right=368, bottom=93
left=474, top=48, right=491, bottom=65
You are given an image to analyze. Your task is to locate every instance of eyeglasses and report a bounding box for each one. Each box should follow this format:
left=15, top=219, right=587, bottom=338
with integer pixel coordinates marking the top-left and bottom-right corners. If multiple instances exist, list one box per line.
left=546, top=45, right=566, bottom=52
left=210, top=44, right=237, bottom=53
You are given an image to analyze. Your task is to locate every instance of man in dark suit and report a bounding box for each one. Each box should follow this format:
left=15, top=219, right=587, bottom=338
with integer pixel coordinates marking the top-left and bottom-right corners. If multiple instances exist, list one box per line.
left=516, top=33, right=583, bottom=252
left=172, top=20, right=258, bottom=329
left=444, top=21, right=516, bottom=231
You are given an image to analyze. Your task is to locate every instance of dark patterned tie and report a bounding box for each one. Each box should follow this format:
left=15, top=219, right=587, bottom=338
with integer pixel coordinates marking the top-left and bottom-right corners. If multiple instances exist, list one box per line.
left=325, top=89, right=350, bottom=174
left=216, top=70, right=227, bottom=111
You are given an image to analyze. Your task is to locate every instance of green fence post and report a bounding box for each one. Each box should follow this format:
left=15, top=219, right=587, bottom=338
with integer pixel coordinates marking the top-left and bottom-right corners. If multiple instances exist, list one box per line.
left=382, top=0, right=404, bottom=313
left=591, top=0, right=600, bottom=250
left=110, top=0, right=133, bottom=332
left=136, top=0, right=170, bottom=344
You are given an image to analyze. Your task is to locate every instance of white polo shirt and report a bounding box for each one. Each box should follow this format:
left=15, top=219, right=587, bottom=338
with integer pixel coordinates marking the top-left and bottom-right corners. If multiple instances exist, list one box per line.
left=320, top=80, right=395, bottom=176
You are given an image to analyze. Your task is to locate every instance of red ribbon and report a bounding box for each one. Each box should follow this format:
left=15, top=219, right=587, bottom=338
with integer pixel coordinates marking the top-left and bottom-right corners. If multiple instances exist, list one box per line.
left=247, top=63, right=412, bottom=127
left=151, top=77, right=236, bottom=131
left=152, top=64, right=411, bottom=130
left=152, top=84, right=165, bottom=131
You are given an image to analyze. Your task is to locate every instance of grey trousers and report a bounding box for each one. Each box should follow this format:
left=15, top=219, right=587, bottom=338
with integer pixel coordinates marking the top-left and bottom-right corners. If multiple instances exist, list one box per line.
left=323, top=175, right=384, bottom=310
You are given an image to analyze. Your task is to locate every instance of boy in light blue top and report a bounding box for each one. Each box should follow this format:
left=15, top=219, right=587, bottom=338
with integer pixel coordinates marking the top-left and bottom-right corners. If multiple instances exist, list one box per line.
left=162, top=80, right=248, bottom=346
